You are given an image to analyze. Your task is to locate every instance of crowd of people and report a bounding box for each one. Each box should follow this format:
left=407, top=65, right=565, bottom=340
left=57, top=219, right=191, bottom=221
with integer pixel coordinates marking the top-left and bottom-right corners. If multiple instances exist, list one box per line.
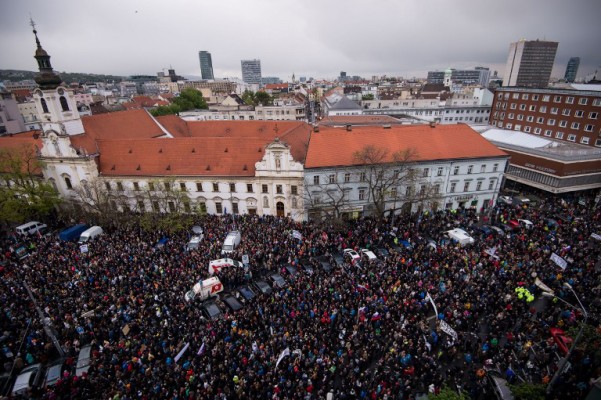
left=1, top=193, right=600, bottom=400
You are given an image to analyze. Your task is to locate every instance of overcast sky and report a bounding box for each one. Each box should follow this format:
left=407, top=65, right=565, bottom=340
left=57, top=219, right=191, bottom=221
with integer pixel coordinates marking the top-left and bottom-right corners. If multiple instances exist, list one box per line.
left=1, top=0, right=600, bottom=81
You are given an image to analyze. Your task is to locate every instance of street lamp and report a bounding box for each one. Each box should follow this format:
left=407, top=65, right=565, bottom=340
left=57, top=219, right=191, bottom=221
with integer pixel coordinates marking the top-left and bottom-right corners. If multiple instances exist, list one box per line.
left=540, top=282, right=588, bottom=395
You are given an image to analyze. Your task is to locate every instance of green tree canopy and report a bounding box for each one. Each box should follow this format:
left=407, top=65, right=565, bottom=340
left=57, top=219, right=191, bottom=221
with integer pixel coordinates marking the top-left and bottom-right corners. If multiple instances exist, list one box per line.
left=150, top=88, right=208, bottom=116
left=240, top=90, right=273, bottom=106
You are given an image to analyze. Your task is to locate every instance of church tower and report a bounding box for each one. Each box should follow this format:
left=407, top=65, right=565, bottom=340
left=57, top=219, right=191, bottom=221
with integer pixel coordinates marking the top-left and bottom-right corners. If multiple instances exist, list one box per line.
left=30, top=19, right=84, bottom=158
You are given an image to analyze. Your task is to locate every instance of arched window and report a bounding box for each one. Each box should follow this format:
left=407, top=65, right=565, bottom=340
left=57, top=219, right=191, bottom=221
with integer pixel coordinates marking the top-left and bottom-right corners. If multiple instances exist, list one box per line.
left=64, top=176, right=72, bottom=190
left=60, top=96, right=70, bottom=111
left=40, top=98, right=49, bottom=113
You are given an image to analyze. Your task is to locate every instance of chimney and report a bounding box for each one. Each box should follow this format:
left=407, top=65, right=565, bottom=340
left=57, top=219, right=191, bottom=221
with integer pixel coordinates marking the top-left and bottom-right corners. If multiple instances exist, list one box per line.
left=429, top=121, right=436, bottom=128
left=346, top=124, right=352, bottom=131
left=313, top=125, right=319, bottom=133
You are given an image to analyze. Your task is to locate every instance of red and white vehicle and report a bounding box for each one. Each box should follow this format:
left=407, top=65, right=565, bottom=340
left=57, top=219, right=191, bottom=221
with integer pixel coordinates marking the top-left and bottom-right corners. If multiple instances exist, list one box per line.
left=208, top=258, right=244, bottom=275
left=343, top=249, right=361, bottom=264
left=184, top=277, right=223, bottom=302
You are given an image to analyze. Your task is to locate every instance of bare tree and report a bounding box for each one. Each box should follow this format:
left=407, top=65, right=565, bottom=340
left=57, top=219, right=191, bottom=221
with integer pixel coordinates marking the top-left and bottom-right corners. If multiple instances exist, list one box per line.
left=352, top=145, right=420, bottom=220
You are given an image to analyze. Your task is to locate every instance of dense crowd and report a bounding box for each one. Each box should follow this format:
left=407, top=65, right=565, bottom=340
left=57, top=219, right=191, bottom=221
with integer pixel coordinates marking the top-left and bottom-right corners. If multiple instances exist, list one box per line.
left=1, top=194, right=600, bottom=400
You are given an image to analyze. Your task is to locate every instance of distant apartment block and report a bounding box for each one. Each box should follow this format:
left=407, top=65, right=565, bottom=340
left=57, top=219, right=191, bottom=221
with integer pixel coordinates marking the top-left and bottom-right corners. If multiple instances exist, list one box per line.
left=489, top=86, right=601, bottom=147
left=241, top=59, right=262, bottom=85
left=503, top=40, right=558, bottom=88
left=564, top=57, right=580, bottom=83
left=427, top=67, right=491, bottom=87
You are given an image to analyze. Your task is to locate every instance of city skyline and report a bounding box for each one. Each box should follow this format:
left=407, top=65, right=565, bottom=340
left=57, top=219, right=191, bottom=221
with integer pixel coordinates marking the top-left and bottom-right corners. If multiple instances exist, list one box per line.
left=1, top=0, right=600, bottom=81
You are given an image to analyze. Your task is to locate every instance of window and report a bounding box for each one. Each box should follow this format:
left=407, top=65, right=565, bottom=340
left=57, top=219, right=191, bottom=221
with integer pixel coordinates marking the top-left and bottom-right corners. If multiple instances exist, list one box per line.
left=117, top=182, right=124, bottom=191
left=544, top=130, right=552, bottom=137
left=547, top=119, right=555, bottom=126
left=65, top=176, right=73, bottom=190
left=512, top=93, right=519, bottom=99
left=40, top=98, right=49, bottom=113
left=246, top=183, right=253, bottom=193
left=519, top=104, right=526, bottom=110
left=168, top=202, right=176, bottom=212
left=562, top=109, right=570, bottom=116
left=422, top=168, right=429, bottom=177
left=579, top=98, right=588, bottom=105
left=524, top=126, right=531, bottom=133
left=503, top=93, right=510, bottom=100
left=133, top=182, right=140, bottom=191
left=532, top=95, right=539, bottom=101
left=148, top=182, right=155, bottom=191
left=596, top=139, right=601, bottom=147
left=276, top=185, right=283, bottom=194
left=488, top=180, right=494, bottom=190
left=184, top=201, right=191, bottom=213
left=291, top=197, right=298, bottom=208
left=590, top=112, right=598, bottom=119
left=514, top=125, right=521, bottom=130
left=550, top=107, right=558, bottom=114
left=105, top=182, right=111, bottom=191
left=529, top=105, right=536, bottom=111
left=196, top=182, right=203, bottom=192
left=313, top=175, right=319, bottom=185
left=476, top=181, right=482, bottom=191
left=539, top=106, right=547, bottom=113
left=510, top=103, right=516, bottom=109
left=493, top=163, right=498, bottom=172
left=212, top=182, right=219, bottom=192
left=534, top=127, right=541, bottom=134
left=163, top=181, right=170, bottom=191
left=215, top=202, right=222, bottom=213
left=507, top=113, right=514, bottom=120
left=453, top=166, right=459, bottom=175
left=152, top=201, right=159, bottom=212
left=542, top=95, right=550, bottom=102
left=480, top=164, right=486, bottom=173
left=571, top=122, right=580, bottom=129
left=359, top=188, right=366, bottom=200
left=229, top=183, right=235, bottom=192
left=575, top=110, right=584, bottom=118
left=199, top=202, right=207, bottom=214
left=554, top=95, right=562, bottom=103
left=537, top=117, right=545, bottom=124
left=433, top=184, right=440, bottom=193
left=522, top=94, right=529, bottom=100
left=406, top=186, right=414, bottom=196
left=559, top=120, right=567, bottom=128
left=450, top=182, right=456, bottom=193
left=581, top=137, right=590, bottom=145
left=467, top=165, right=473, bottom=174
left=567, top=134, right=576, bottom=142
left=463, top=182, right=470, bottom=192
left=344, top=173, right=350, bottom=183
left=180, top=182, right=186, bottom=191
left=138, top=200, right=145, bottom=212
left=526, top=116, right=534, bottom=122
left=360, top=172, right=366, bottom=182
left=419, top=185, right=426, bottom=195
left=328, top=174, right=336, bottom=184
left=232, top=203, right=239, bottom=214
left=594, top=99, right=601, bottom=106
left=437, top=167, right=443, bottom=176
left=505, top=123, right=513, bottom=129
left=556, top=131, right=564, bottom=139
left=517, top=114, right=524, bottom=121
left=291, top=185, right=297, bottom=195
left=566, top=97, right=574, bottom=104
left=59, top=96, right=70, bottom=111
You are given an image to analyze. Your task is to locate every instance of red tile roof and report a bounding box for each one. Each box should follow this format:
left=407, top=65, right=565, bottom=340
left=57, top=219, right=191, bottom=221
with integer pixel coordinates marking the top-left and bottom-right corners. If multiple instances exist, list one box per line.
left=96, top=119, right=312, bottom=177
left=0, top=130, right=43, bottom=174
left=305, top=124, right=507, bottom=169
left=70, top=109, right=167, bottom=154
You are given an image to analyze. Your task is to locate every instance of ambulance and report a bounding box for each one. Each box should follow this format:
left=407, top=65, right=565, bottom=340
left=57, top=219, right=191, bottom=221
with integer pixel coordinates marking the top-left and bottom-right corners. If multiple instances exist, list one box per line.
left=208, top=258, right=244, bottom=275
left=184, top=277, right=224, bottom=302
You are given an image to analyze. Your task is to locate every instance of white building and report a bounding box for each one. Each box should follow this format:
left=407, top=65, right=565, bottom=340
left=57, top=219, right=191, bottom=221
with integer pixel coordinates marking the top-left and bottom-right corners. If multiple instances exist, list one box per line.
left=303, top=124, right=508, bottom=219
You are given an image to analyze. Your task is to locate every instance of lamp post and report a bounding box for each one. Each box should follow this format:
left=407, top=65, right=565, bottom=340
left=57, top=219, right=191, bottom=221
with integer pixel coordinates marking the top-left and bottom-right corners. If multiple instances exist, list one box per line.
left=540, top=283, right=588, bottom=395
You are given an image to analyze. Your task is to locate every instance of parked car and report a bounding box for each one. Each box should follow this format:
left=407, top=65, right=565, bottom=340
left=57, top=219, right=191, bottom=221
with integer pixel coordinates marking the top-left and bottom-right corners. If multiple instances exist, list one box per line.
left=45, top=358, right=69, bottom=388
left=299, top=258, right=314, bottom=274
left=12, top=363, right=44, bottom=396
left=331, top=253, right=345, bottom=268
left=268, top=273, right=286, bottom=288
left=487, top=371, right=515, bottom=400
left=360, top=249, right=377, bottom=261
left=490, top=226, right=505, bottom=236
left=479, top=225, right=493, bottom=236
left=186, top=235, right=203, bottom=251
left=497, top=195, right=513, bottom=205
left=201, top=301, right=222, bottom=320
left=373, top=247, right=390, bottom=259
left=76, top=344, right=94, bottom=377
left=237, top=285, right=256, bottom=302
left=221, top=295, right=243, bottom=312
left=283, top=264, right=298, bottom=280
left=518, top=219, right=534, bottom=229
left=343, top=249, right=360, bottom=264
left=253, top=280, right=273, bottom=295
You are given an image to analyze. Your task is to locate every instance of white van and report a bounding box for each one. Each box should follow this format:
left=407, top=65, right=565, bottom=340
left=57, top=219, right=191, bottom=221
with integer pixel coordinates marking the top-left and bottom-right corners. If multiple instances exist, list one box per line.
left=221, top=231, right=241, bottom=255
left=16, top=221, right=47, bottom=236
left=78, top=226, right=103, bottom=243
left=446, top=228, right=475, bottom=245
left=184, top=277, right=224, bottom=302
left=209, top=258, right=244, bottom=275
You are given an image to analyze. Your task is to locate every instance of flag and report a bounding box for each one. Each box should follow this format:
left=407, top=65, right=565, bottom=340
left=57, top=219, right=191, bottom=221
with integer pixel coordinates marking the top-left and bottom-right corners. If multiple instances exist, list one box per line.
left=550, top=253, right=568, bottom=270
left=371, top=311, right=381, bottom=321
left=425, top=292, right=438, bottom=317
left=275, top=347, right=290, bottom=370
left=252, top=341, right=258, bottom=353
left=292, top=349, right=302, bottom=357
left=356, top=284, right=368, bottom=292
left=358, top=306, right=367, bottom=323
left=292, top=230, right=303, bottom=240
left=196, top=342, right=206, bottom=356
left=423, top=335, right=432, bottom=352
left=174, top=342, right=190, bottom=363
left=439, top=320, right=458, bottom=342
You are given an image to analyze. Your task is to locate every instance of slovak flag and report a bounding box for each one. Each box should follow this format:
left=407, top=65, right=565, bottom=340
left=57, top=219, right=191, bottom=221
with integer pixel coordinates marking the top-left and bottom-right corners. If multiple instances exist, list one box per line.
left=358, top=307, right=367, bottom=322
left=197, top=342, right=206, bottom=356
left=371, top=311, right=381, bottom=321
left=356, top=284, right=368, bottom=292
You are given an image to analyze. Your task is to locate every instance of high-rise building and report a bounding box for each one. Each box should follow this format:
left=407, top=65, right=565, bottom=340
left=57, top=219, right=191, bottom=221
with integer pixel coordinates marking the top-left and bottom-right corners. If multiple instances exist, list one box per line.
left=199, top=51, right=214, bottom=80
left=428, top=68, right=491, bottom=87
left=503, top=39, right=558, bottom=88
left=241, top=59, right=262, bottom=85
left=564, top=57, right=580, bottom=83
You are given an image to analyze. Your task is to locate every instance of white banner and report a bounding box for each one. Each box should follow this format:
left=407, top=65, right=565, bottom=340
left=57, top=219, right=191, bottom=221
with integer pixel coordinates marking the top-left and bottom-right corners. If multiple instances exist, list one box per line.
left=550, top=253, right=568, bottom=270
left=80, top=244, right=89, bottom=253
left=426, top=292, right=438, bottom=317
left=174, top=342, right=190, bottom=363
left=292, top=230, right=303, bottom=240
left=439, top=320, right=458, bottom=342
left=591, top=233, right=601, bottom=241
left=275, top=347, right=290, bottom=370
